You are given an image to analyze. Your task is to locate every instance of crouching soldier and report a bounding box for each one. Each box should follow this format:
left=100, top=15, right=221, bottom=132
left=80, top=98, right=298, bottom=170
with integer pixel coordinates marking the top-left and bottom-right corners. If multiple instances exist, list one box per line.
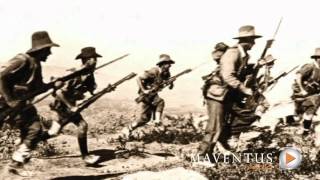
left=41, top=47, right=102, bottom=165
left=291, top=48, right=320, bottom=135
left=0, top=31, right=60, bottom=173
left=121, top=54, right=175, bottom=138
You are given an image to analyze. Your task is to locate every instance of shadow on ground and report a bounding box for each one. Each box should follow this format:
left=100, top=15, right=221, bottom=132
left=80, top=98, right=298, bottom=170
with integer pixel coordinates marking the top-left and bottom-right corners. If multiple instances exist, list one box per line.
left=50, top=172, right=125, bottom=180
left=90, top=149, right=116, bottom=164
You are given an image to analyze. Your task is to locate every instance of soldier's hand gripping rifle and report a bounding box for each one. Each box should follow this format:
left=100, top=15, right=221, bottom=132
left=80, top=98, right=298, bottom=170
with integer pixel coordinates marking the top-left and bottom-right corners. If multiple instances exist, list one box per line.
left=74, top=72, right=137, bottom=113
left=135, top=68, right=192, bottom=103
left=0, top=54, right=131, bottom=126
left=0, top=65, right=93, bottom=123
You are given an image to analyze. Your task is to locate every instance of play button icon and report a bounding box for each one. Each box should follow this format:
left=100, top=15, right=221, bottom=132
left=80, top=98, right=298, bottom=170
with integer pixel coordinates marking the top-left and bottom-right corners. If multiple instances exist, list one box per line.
left=279, top=147, right=302, bottom=170
left=286, top=153, right=296, bottom=164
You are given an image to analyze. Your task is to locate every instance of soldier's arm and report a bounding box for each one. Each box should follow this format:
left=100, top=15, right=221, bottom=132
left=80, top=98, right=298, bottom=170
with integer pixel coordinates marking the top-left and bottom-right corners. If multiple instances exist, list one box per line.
left=167, top=71, right=174, bottom=89
left=136, top=75, right=148, bottom=94
left=137, top=68, right=158, bottom=94
left=220, top=48, right=251, bottom=95
left=84, top=74, right=97, bottom=95
left=220, top=48, right=242, bottom=88
left=296, top=73, right=310, bottom=96
left=55, top=89, right=75, bottom=109
left=0, top=59, right=26, bottom=102
left=296, top=64, right=313, bottom=94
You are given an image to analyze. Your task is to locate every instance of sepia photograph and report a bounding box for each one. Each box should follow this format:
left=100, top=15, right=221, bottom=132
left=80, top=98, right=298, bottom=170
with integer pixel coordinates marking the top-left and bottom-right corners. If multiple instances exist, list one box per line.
left=0, top=0, right=319, bottom=179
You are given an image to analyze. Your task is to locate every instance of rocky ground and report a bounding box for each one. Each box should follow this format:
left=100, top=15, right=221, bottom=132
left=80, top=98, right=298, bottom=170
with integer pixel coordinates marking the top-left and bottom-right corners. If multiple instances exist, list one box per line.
left=0, top=98, right=319, bottom=180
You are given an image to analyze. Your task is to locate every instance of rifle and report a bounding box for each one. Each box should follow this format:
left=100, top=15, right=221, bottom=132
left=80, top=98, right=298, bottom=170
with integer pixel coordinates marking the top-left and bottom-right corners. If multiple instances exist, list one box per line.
left=267, top=65, right=299, bottom=88
left=0, top=54, right=131, bottom=126
left=66, top=54, right=130, bottom=94
left=244, top=18, right=283, bottom=89
left=0, top=72, right=136, bottom=129
left=233, top=19, right=284, bottom=124
left=75, top=72, right=137, bottom=113
left=95, top=54, right=129, bottom=70
left=0, top=66, right=92, bottom=123
left=135, top=68, right=192, bottom=103
left=66, top=54, right=129, bottom=73
left=26, top=66, right=92, bottom=101
left=236, top=65, right=297, bottom=126
left=10, top=53, right=130, bottom=109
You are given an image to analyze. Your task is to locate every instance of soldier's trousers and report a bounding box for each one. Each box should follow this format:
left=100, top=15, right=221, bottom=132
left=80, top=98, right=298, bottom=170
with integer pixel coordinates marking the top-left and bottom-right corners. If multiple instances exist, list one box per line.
left=132, top=94, right=165, bottom=128
left=198, top=99, right=224, bottom=155
left=10, top=106, right=42, bottom=163
left=43, top=110, right=89, bottom=157
left=300, top=95, right=320, bottom=116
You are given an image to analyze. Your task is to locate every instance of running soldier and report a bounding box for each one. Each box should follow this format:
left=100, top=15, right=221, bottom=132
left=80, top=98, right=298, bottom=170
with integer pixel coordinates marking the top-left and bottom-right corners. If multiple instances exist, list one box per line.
left=121, top=54, right=175, bottom=138
left=199, top=42, right=229, bottom=154
left=41, top=47, right=102, bottom=165
left=291, top=48, right=320, bottom=135
left=0, top=31, right=60, bottom=171
left=198, top=25, right=262, bottom=156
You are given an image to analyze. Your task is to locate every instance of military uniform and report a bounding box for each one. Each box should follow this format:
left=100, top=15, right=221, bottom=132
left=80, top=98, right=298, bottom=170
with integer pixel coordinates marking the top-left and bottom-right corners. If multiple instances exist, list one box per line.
left=44, top=47, right=101, bottom=164
left=121, top=54, right=174, bottom=138
left=198, top=44, right=250, bottom=154
left=256, top=54, right=276, bottom=91
left=292, top=63, right=320, bottom=114
left=198, top=26, right=262, bottom=155
left=292, top=61, right=320, bottom=134
left=0, top=31, right=59, bottom=165
left=0, top=53, right=44, bottom=163
left=49, top=72, right=96, bottom=128
left=134, top=67, right=169, bottom=126
left=49, top=72, right=96, bottom=156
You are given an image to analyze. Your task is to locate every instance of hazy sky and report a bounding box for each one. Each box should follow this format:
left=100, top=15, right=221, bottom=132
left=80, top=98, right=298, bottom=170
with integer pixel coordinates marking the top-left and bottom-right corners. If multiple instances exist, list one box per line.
left=0, top=0, right=319, bottom=108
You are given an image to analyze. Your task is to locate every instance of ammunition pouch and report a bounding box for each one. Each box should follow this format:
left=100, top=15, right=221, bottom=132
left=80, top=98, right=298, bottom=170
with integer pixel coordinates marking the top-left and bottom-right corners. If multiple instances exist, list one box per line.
left=202, top=74, right=228, bottom=102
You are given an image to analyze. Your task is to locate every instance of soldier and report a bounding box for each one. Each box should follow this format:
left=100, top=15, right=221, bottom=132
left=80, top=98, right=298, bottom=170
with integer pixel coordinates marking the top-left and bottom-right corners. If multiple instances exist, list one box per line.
left=256, top=54, right=276, bottom=91
left=0, top=31, right=60, bottom=171
left=42, top=47, right=102, bottom=165
left=199, top=42, right=229, bottom=155
left=201, top=42, right=229, bottom=88
left=121, top=54, right=175, bottom=138
left=252, top=54, right=277, bottom=116
left=198, top=25, right=262, bottom=156
left=291, top=48, right=320, bottom=135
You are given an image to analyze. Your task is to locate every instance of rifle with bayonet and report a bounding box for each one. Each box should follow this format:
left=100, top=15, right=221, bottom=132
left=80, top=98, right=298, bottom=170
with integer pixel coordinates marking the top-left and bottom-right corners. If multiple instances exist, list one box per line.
left=75, top=72, right=136, bottom=113
left=0, top=66, right=92, bottom=125
left=135, top=68, right=192, bottom=103
left=95, top=54, right=129, bottom=70
left=0, top=54, right=130, bottom=124
left=66, top=54, right=130, bottom=72
left=0, top=73, right=136, bottom=129
left=266, top=65, right=299, bottom=88
left=244, top=18, right=283, bottom=90
left=232, top=19, right=283, bottom=124
left=66, top=54, right=130, bottom=94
